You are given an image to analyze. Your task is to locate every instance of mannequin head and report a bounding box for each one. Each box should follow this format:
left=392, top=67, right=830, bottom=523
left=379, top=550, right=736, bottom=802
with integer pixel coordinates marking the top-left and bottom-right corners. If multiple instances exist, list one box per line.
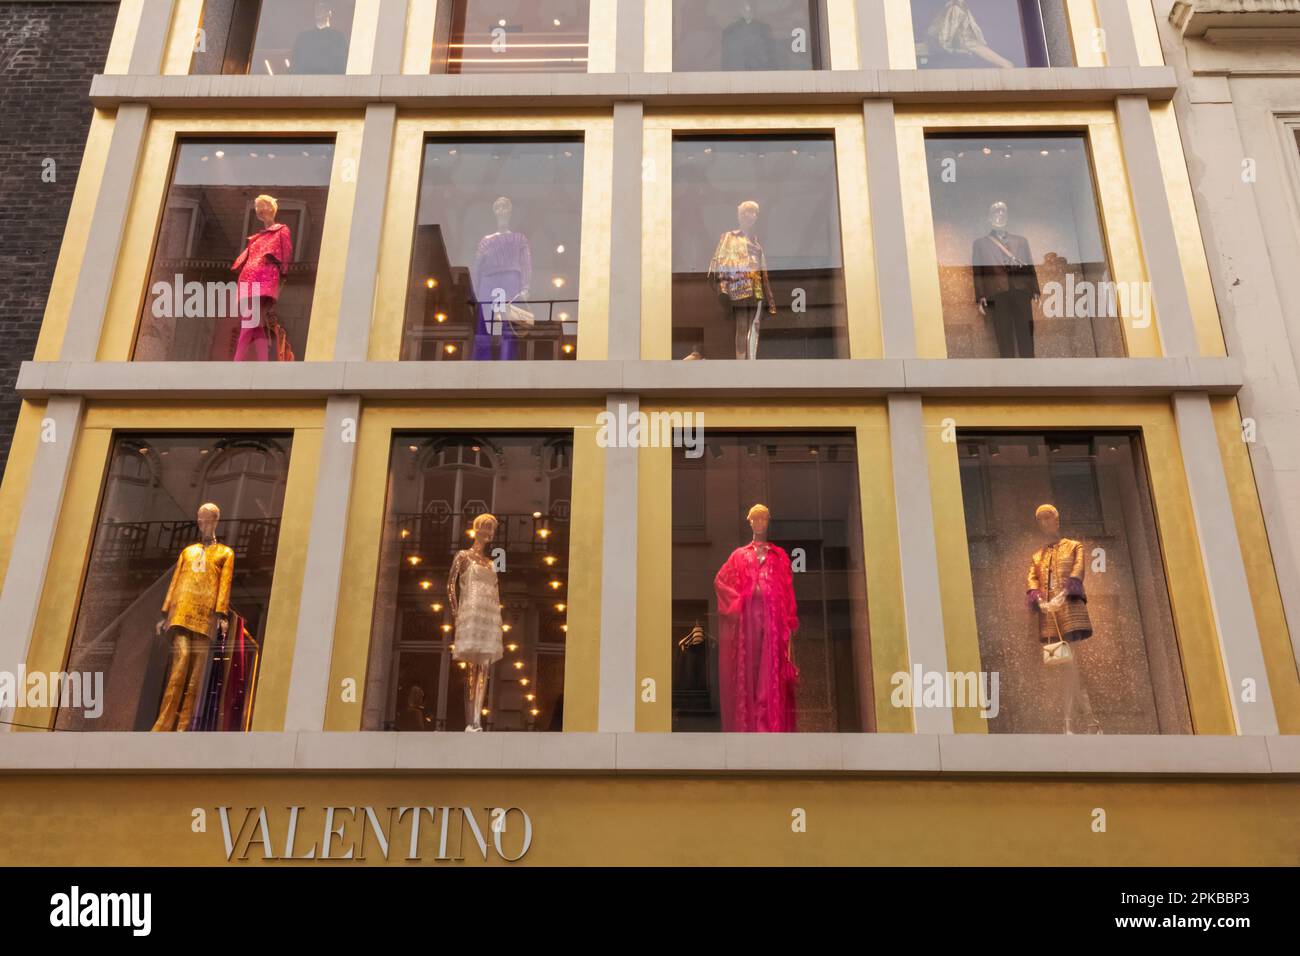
left=493, top=196, right=513, bottom=230
left=738, top=199, right=760, bottom=232
left=197, top=502, right=221, bottom=539
left=314, top=2, right=334, bottom=29
left=471, top=512, right=498, bottom=548
left=742, top=1, right=756, bottom=23
left=1035, top=503, right=1060, bottom=539
left=989, top=201, right=1009, bottom=231
left=747, top=503, right=771, bottom=541
left=254, top=194, right=278, bottom=227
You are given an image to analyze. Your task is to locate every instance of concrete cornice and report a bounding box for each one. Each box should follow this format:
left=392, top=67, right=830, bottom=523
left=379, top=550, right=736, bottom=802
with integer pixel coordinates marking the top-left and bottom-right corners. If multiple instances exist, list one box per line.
left=87, top=67, right=1180, bottom=109
left=15, top=357, right=1243, bottom=401
left=1172, top=0, right=1300, bottom=35
left=0, top=730, right=1295, bottom=776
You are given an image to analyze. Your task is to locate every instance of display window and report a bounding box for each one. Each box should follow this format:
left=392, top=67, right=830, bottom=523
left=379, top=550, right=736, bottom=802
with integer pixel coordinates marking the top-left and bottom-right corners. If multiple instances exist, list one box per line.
left=432, top=1, right=591, bottom=73
left=910, top=0, right=1073, bottom=69
left=362, top=433, right=573, bottom=732
left=672, top=1, right=827, bottom=71
left=190, top=0, right=356, bottom=75
left=923, top=132, right=1122, bottom=358
left=54, top=432, right=294, bottom=732
left=401, top=138, right=584, bottom=362
left=671, top=135, right=849, bottom=360
left=671, top=432, right=872, bottom=732
left=132, top=139, right=336, bottom=363
left=955, top=431, right=1192, bottom=734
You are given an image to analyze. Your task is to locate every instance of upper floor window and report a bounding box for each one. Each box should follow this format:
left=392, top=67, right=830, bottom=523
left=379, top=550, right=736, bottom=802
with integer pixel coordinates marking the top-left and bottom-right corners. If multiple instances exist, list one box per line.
left=910, top=0, right=1073, bottom=69
left=432, top=0, right=591, bottom=73
left=924, top=132, right=1121, bottom=358
left=674, top=1, right=828, bottom=71
left=402, top=138, right=584, bottom=362
left=191, top=0, right=356, bottom=75
left=134, top=140, right=336, bottom=362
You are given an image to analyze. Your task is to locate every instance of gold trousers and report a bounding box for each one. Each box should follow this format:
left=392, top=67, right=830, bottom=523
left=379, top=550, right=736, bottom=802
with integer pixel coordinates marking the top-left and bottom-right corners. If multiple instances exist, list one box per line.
left=151, top=626, right=211, bottom=732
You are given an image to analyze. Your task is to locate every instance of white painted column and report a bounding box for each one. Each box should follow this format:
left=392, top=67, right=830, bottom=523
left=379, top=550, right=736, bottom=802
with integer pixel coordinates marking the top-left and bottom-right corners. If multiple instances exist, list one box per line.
left=1173, top=392, right=1278, bottom=734
left=598, top=394, right=639, bottom=731
left=615, top=0, right=645, bottom=72
left=59, top=102, right=151, bottom=362
left=371, top=0, right=409, bottom=74
left=887, top=393, right=954, bottom=734
left=283, top=394, right=363, bottom=731
left=0, top=396, right=85, bottom=731
left=127, top=0, right=177, bottom=74
left=864, top=99, right=916, bottom=357
left=855, top=0, right=890, bottom=69
left=608, top=101, right=644, bottom=361
left=1095, top=0, right=1141, bottom=67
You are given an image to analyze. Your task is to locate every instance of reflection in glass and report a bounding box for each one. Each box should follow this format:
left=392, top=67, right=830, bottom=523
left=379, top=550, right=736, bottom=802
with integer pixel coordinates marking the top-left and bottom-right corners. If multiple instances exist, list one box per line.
left=402, top=139, right=584, bottom=361
left=925, top=133, right=1121, bottom=358
left=191, top=0, right=355, bottom=75
left=672, top=137, right=848, bottom=360
left=363, top=434, right=573, bottom=732
left=434, top=1, right=590, bottom=73
left=134, top=141, right=335, bottom=362
left=957, top=432, right=1192, bottom=734
left=672, top=433, right=872, bottom=732
left=673, top=1, right=826, bottom=71
left=911, top=0, right=1072, bottom=69
left=55, top=433, right=293, bottom=732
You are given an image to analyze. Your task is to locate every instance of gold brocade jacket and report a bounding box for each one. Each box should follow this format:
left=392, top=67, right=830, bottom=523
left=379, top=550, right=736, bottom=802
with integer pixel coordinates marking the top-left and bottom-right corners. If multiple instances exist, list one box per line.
left=708, top=230, right=776, bottom=308
left=1026, top=537, right=1092, bottom=641
left=162, top=542, right=235, bottom=635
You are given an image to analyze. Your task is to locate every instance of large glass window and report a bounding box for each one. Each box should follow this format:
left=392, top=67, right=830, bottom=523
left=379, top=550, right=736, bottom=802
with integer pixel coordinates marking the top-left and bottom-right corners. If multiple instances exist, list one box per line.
left=55, top=433, right=293, bottom=732
left=134, top=140, right=336, bottom=363
left=191, top=1, right=356, bottom=75
left=363, top=433, right=573, bottom=732
left=924, top=133, right=1121, bottom=358
left=672, top=136, right=848, bottom=360
left=402, top=139, right=584, bottom=361
left=956, top=432, right=1192, bottom=734
left=672, top=432, right=872, bottom=732
left=673, top=1, right=827, bottom=71
left=433, top=1, right=590, bottom=73
left=910, top=0, right=1073, bottom=69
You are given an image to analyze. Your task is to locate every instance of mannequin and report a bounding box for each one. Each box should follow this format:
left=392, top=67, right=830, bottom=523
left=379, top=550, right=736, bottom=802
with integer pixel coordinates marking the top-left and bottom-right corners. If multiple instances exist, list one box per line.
left=289, top=2, right=350, bottom=75
left=471, top=197, right=533, bottom=361
left=232, top=194, right=294, bottom=362
left=447, top=513, right=504, bottom=732
left=713, top=504, right=799, bottom=732
left=973, top=200, right=1039, bottom=358
left=152, top=503, right=234, bottom=732
left=721, top=1, right=777, bottom=70
left=708, top=200, right=777, bottom=360
left=926, top=0, right=1015, bottom=68
left=1026, top=503, right=1100, bottom=734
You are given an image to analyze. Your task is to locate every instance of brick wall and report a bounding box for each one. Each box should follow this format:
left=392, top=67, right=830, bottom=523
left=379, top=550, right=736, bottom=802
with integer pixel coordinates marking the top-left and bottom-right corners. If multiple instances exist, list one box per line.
left=0, top=1, right=118, bottom=473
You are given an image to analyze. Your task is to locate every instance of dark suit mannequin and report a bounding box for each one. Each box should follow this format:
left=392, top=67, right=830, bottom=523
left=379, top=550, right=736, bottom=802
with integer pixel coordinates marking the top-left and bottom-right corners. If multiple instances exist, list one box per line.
left=973, top=201, right=1040, bottom=358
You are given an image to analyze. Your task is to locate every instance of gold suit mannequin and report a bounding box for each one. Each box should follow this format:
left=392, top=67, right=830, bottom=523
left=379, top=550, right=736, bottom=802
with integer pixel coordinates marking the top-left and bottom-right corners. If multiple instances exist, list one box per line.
left=151, top=503, right=233, bottom=732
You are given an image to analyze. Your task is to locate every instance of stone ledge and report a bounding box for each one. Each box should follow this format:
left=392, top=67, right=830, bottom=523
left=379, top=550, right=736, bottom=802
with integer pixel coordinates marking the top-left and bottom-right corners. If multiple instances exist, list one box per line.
left=15, top=357, right=1244, bottom=400
left=1171, top=0, right=1300, bottom=36
left=0, top=731, right=1290, bottom=775
left=87, top=67, right=1179, bottom=109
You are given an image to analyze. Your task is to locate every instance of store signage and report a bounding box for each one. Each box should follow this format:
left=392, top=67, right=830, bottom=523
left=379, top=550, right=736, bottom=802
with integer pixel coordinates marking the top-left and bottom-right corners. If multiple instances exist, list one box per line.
left=215, top=805, right=532, bottom=863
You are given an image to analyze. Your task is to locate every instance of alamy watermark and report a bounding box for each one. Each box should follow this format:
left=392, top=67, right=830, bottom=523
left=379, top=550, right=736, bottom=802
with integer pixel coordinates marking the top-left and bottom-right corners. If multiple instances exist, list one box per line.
left=891, top=664, right=1000, bottom=719
left=150, top=275, right=262, bottom=329
left=1040, top=275, right=1151, bottom=326
left=596, top=404, right=704, bottom=458
left=0, top=667, right=103, bottom=719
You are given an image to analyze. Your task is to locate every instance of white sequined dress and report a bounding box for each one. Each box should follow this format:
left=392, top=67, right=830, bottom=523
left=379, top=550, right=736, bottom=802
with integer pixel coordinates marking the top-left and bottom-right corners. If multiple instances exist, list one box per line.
left=448, top=551, right=504, bottom=665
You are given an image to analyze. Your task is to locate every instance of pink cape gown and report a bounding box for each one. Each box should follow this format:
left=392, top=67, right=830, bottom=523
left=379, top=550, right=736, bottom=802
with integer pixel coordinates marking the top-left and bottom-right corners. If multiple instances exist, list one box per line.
left=714, top=541, right=800, bottom=732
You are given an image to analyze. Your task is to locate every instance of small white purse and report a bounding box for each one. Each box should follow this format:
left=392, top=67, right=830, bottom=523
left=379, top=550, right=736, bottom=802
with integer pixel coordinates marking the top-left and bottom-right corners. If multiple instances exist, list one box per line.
left=1040, top=591, right=1072, bottom=665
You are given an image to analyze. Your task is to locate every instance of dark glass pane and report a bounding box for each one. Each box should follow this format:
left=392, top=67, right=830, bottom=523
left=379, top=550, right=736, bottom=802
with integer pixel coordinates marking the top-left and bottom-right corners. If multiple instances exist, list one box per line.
left=191, top=0, right=355, bottom=75
left=911, top=0, right=1073, bottom=69
left=673, top=1, right=827, bottom=71
left=436, top=0, right=590, bottom=73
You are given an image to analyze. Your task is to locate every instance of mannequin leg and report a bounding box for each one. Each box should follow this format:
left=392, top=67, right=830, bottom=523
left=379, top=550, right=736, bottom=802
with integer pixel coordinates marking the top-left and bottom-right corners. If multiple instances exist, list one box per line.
left=988, top=300, right=1016, bottom=357
left=175, top=633, right=211, bottom=732
left=234, top=324, right=269, bottom=362
left=151, top=629, right=192, bottom=732
left=734, top=306, right=749, bottom=360
left=969, top=44, right=1015, bottom=69
left=1013, top=294, right=1035, bottom=358
left=1068, top=641, right=1101, bottom=734
left=463, top=663, right=479, bottom=730
left=472, top=664, right=491, bottom=731
left=746, top=302, right=762, bottom=360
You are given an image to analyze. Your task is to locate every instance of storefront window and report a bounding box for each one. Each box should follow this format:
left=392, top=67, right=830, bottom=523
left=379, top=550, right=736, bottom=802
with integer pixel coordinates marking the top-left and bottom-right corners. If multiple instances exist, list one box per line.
left=672, top=432, right=872, bottom=732
left=363, top=433, right=572, bottom=732
left=402, top=139, right=584, bottom=361
left=133, top=140, right=336, bottom=363
left=956, top=432, right=1192, bottom=734
left=910, top=0, right=1073, bottom=69
left=55, top=433, right=293, bottom=732
left=672, top=136, right=848, bottom=360
left=673, top=1, right=827, bottom=71
left=433, top=1, right=590, bottom=73
left=924, top=133, right=1122, bottom=358
left=191, top=0, right=356, bottom=75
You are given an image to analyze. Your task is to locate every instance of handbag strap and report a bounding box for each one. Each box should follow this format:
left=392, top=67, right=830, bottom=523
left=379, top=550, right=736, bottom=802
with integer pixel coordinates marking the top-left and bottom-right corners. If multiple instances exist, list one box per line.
left=987, top=233, right=1027, bottom=267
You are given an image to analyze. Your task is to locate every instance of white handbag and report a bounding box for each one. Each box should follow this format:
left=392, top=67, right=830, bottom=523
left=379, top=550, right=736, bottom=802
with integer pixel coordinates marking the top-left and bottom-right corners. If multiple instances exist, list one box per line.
left=1040, top=591, right=1073, bottom=665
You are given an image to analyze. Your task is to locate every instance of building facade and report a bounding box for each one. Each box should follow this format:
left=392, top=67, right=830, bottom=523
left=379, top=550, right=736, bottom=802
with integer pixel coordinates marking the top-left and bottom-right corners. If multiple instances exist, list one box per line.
left=0, top=0, right=1297, bottom=865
